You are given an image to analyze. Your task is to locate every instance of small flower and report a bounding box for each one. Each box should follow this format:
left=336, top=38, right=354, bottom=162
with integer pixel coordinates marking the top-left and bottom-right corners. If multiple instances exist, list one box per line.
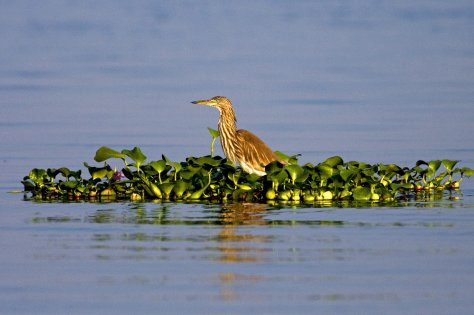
left=112, top=169, right=124, bottom=181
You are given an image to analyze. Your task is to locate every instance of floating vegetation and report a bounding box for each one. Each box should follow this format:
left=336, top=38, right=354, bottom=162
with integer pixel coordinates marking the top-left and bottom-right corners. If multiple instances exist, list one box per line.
left=22, top=145, right=473, bottom=204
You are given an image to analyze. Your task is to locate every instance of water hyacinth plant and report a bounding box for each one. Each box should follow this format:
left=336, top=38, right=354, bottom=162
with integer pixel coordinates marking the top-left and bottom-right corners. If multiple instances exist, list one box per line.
left=22, top=145, right=473, bottom=204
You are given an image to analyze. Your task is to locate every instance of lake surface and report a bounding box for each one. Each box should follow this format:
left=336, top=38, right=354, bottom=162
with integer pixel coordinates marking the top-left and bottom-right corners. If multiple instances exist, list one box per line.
left=1, top=1, right=474, bottom=314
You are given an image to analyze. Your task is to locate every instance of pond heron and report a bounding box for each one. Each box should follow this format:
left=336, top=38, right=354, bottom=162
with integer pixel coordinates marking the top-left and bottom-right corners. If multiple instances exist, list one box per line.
left=192, top=96, right=285, bottom=176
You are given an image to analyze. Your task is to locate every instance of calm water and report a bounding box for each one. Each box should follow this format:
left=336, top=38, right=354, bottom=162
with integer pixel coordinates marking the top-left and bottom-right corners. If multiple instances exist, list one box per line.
left=1, top=1, right=474, bottom=314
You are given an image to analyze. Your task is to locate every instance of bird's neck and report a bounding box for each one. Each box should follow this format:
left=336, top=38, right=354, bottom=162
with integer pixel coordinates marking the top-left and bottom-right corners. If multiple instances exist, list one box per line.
left=217, top=108, right=237, bottom=134
left=217, top=107, right=239, bottom=162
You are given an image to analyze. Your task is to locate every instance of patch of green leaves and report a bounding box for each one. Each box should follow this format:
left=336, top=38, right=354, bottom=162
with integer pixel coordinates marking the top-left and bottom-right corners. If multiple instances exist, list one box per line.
left=22, top=147, right=473, bottom=204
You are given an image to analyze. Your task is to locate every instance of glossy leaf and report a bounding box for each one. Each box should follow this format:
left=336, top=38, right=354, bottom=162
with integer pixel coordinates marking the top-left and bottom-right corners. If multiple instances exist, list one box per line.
left=207, top=127, right=220, bottom=138
left=122, top=147, right=147, bottom=168
left=196, top=156, right=222, bottom=167
left=274, top=151, right=300, bottom=164
left=461, top=167, right=474, bottom=177
left=442, top=159, right=458, bottom=172
left=352, top=186, right=371, bottom=201
left=94, top=146, right=126, bottom=162
left=317, top=163, right=333, bottom=180
left=28, top=168, right=48, bottom=184
left=173, top=180, right=188, bottom=198
left=324, top=156, right=343, bottom=167
left=150, top=160, right=167, bottom=173
left=428, top=160, right=442, bottom=173
left=92, top=168, right=112, bottom=180
left=285, top=164, right=305, bottom=183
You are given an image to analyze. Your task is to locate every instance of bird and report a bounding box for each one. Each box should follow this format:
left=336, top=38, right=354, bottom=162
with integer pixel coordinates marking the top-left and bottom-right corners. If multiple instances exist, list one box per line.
left=191, top=96, right=285, bottom=176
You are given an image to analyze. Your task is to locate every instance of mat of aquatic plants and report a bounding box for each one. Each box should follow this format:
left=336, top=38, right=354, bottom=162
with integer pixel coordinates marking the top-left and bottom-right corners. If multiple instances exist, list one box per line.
left=22, top=146, right=473, bottom=204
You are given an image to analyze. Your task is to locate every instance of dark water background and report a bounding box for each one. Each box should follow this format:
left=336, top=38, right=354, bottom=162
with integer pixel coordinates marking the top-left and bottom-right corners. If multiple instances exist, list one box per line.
left=1, top=1, right=474, bottom=314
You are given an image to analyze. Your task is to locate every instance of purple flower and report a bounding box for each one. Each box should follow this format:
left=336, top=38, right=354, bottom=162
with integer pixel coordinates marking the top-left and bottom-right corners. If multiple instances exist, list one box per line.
left=112, top=170, right=124, bottom=181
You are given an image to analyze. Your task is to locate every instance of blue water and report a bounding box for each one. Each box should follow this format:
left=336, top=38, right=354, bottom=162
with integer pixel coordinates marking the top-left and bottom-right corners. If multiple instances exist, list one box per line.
left=1, top=1, right=474, bottom=314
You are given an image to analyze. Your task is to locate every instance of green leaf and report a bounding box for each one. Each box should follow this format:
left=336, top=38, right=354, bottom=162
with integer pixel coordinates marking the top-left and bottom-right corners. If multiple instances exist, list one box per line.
left=207, top=127, right=220, bottom=138
left=324, top=156, right=343, bottom=167
left=267, top=170, right=288, bottom=187
left=122, top=147, right=147, bottom=167
left=94, top=146, right=126, bottom=162
left=150, top=160, right=167, bottom=173
left=60, top=180, right=79, bottom=189
left=84, top=162, right=112, bottom=179
left=442, top=159, right=458, bottom=172
left=92, top=168, right=113, bottom=180
left=28, top=168, right=48, bottom=184
left=196, top=156, right=222, bottom=167
left=285, top=164, right=305, bottom=183
left=461, top=167, right=474, bottom=177
left=428, top=160, right=442, bottom=173
left=158, top=183, right=174, bottom=199
left=274, top=151, right=300, bottom=164
left=352, top=186, right=371, bottom=201
left=265, top=161, right=284, bottom=175
left=173, top=180, right=188, bottom=198
left=170, top=162, right=182, bottom=173
left=416, top=160, right=428, bottom=167
left=340, top=169, right=357, bottom=182
left=317, top=163, right=334, bottom=180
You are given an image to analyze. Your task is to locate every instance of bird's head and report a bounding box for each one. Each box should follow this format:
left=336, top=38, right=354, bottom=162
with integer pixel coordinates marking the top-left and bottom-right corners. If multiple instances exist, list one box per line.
left=191, top=96, right=232, bottom=111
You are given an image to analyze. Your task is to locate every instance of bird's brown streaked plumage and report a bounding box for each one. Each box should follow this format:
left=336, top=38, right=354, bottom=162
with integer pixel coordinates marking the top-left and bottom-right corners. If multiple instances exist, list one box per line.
left=191, top=96, right=285, bottom=176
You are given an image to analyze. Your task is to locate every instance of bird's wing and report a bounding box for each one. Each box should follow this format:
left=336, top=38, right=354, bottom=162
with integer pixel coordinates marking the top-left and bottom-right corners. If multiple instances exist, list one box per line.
left=236, top=129, right=282, bottom=168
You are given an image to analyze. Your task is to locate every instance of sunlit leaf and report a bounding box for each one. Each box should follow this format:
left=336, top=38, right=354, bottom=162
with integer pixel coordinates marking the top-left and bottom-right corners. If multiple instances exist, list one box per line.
left=173, top=180, right=188, bottom=198
left=122, top=147, right=147, bottom=167
left=207, top=127, right=220, bottom=138
left=324, top=156, right=343, bottom=167
left=170, top=162, right=182, bottom=173
left=317, top=163, right=333, bottom=180
left=150, top=160, right=167, bottom=173
left=158, top=183, right=174, bottom=199
left=428, top=160, right=442, bottom=172
left=442, top=159, right=458, bottom=172
left=275, top=151, right=300, bottom=164
left=28, top=168, right=47, bottom=184
left=461, top=167, right=474, bottom=177
left=340, top=169, right=357, bottom=182
left=94, top=146, right=126, bottom=162
left=285, top=164, right=305, bottom=183
left=352, top=186, right=371, bottom=201
left=196, top=156, right=222, bottom=167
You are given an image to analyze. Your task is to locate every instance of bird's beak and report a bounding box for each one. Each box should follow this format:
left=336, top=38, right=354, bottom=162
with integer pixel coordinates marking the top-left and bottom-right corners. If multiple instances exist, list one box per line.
left=191, top=99, right=217, bottom=106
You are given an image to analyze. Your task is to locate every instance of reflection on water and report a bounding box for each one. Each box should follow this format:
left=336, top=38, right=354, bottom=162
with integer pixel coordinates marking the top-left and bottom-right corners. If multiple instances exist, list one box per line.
left=216, top=203, right=270, bottom=263
left=9, top=199, right=474, bottom=313
left=84, top=203, right=273, bottom=263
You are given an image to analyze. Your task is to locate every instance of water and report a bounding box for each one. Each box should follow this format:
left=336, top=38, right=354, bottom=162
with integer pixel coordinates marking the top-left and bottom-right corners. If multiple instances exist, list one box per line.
left=1, top=1, right=474, bottom=314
